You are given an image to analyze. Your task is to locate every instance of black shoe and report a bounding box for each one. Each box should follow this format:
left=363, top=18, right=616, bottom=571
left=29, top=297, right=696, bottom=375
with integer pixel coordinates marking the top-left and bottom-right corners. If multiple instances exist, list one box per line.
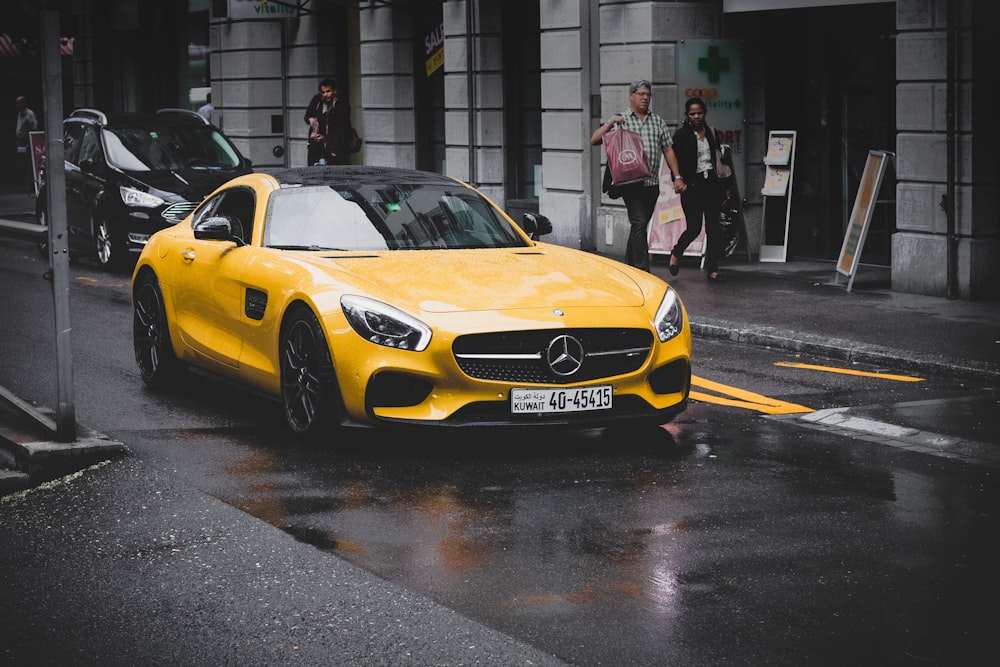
left=707, top=272, right=727, bottom=282
left=668, top=257, right=680, bottom=276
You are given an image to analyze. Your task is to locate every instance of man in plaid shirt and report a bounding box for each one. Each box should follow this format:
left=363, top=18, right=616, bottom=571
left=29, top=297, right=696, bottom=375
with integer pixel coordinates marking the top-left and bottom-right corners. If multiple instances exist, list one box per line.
left=591, top=80, right=682, bottom=272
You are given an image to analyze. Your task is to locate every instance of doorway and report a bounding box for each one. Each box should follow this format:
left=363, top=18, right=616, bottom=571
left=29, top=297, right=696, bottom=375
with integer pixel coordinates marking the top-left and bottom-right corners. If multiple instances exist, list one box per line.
left=726, top=4, right=896, bottom=264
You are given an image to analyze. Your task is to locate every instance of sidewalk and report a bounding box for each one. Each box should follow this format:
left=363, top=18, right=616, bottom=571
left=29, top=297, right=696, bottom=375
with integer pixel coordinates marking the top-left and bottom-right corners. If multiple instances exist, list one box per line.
left=653, top=252, right=1000, bottom=383
left=2, top=185, right=999, bottom=494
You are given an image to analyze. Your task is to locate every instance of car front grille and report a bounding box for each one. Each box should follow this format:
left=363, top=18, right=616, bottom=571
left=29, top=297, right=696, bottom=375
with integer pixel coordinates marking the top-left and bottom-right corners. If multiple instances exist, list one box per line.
left=161, top=201, right=199, bottom=223
left=453, top=328, right=653, bottom=385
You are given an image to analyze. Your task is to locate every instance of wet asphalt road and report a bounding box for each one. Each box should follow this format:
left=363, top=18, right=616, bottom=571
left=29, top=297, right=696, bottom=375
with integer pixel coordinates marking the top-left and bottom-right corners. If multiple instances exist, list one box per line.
left=2, top=237, right=999, bottom=665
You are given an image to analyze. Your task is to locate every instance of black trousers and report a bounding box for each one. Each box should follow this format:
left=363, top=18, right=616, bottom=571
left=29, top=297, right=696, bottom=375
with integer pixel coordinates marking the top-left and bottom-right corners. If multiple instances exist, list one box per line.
left=307, top=142, right=350, bottom=166
left=621, top=184, right=660, bottom=272
left=671, top=171, right=723, bottom=274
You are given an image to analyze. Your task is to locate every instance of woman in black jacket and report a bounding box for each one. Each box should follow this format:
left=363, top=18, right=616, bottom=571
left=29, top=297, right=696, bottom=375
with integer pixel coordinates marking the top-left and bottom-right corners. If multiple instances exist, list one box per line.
left=668, top=97, right=726, bottom=282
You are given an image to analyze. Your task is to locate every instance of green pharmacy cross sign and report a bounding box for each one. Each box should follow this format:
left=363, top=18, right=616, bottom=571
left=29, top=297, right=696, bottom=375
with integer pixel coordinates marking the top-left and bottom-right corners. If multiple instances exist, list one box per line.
left=698, top=45, right=730, bottom=83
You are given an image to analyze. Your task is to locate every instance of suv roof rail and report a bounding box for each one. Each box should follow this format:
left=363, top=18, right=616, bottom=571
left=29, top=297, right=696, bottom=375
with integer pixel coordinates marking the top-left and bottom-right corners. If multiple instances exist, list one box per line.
left=69, top=108, right=109, bottom=124
left=156, top=108, right=210, bottom=125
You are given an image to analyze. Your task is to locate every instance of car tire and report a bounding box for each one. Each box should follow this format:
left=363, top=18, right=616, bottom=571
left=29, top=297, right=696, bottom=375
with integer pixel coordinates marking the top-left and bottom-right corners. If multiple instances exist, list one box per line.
left=133, top=271, right=179, bottom=388
left=280, top=306, right=339, bottom=439
left=95, top=218, right=120, bottom=270
left=36, top=204, right=48, bottom=258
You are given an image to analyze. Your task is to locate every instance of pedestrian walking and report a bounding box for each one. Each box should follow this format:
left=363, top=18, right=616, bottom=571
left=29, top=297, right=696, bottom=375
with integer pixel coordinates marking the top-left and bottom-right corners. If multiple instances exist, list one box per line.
left=304, top=77, right=353, bottom=166
left=14, top=95, right=38, bottom=193
left=668, top=97, right=727, bottom=282
left=197, top=92, right=213, bottom=123
left=591, top=79, right=682, bottom=272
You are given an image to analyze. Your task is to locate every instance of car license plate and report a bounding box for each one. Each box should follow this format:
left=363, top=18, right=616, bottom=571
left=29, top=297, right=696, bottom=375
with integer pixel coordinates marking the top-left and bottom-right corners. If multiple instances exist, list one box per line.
left=510, top=386, right=612, bottom=414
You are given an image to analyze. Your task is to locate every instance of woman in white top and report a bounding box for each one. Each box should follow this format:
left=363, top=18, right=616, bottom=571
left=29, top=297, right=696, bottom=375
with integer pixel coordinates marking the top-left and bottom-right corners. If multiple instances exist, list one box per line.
left=667, top=97, right=726, bottom=282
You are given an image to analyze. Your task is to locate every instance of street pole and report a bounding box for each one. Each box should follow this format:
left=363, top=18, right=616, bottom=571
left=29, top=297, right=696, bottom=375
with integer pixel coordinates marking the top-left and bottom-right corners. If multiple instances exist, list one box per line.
left=41, top=7, right=76, bottom=442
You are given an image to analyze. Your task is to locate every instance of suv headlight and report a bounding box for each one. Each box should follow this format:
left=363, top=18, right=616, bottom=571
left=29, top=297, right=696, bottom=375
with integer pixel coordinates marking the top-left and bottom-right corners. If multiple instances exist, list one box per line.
left=342, top=295, right=432, bottom=351
left=653, top=287, right=684, bottom=342
left=120, top=185, right=165, bottom=208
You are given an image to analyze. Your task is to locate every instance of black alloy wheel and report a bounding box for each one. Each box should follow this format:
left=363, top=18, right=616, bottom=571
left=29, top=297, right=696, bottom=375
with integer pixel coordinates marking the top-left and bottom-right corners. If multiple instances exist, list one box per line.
left=280, top=307, right=337, bottom=438
left=133, top=272, right=179, bottom=387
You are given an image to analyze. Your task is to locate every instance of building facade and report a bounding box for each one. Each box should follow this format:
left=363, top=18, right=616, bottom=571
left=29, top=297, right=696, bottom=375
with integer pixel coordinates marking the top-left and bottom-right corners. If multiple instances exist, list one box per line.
left=42, top=0, right=1000, bottom=299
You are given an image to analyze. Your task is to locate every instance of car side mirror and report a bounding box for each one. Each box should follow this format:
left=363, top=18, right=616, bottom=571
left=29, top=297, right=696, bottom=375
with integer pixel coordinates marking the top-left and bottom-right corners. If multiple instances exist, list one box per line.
left=194, top=215, right=243, bottom=245
left=79, top=157, right=96, bottom=174
left=522, top=212, right=552, bottom=241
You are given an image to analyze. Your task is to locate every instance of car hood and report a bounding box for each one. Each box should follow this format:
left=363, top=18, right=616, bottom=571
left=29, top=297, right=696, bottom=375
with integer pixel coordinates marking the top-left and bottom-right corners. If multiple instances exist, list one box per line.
left=124, top=168, right=248, bottom=202
left=311, top=244, right=651, bottom=313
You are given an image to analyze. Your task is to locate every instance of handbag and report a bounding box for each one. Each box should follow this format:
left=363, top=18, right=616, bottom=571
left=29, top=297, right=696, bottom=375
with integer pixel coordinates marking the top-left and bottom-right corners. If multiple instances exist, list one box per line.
left=602, top=163, right=623, bottom=199
left=350, top=127, right=362, bottom=153
left=602, top=126, right=650, bottom=187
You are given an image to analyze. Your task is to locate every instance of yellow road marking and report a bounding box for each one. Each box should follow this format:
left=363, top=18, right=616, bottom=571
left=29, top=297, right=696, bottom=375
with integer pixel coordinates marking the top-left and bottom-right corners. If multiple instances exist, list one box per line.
left=690, top=375, right=813, bottom=415
left=774, top=361, right=925, bottom=382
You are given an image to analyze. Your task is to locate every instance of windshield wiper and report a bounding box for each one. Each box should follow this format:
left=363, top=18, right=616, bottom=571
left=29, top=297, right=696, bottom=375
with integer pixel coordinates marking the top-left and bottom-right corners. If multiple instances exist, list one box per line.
left=267, top=244, right=346, bottom=251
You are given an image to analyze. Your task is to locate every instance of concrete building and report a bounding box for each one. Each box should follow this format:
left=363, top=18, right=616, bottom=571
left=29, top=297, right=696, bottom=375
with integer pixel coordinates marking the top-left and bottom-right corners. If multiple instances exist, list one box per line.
left=15, top=0, right=999, bottom=299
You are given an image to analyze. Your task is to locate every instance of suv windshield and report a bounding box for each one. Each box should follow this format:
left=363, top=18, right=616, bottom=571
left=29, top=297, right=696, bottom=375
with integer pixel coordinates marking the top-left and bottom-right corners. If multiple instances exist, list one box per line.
left=103, top=124, right=242, bottom=172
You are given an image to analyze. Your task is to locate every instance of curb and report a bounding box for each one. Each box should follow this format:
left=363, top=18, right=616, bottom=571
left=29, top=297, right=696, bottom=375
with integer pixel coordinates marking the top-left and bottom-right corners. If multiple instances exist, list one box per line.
left=0, top=402, right=128, bottom=497
left=690, top=318, right=1000, bottom=384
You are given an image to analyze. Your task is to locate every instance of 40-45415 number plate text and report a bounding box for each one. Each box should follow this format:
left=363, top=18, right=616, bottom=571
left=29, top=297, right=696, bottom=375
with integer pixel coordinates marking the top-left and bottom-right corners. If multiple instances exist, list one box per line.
left=510, top=386, right=612, bottom=414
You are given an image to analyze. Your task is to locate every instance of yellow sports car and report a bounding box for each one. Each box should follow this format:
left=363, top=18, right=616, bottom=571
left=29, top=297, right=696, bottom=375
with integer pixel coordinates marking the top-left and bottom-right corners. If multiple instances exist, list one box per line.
left=131, top=167, right=690, bottom=437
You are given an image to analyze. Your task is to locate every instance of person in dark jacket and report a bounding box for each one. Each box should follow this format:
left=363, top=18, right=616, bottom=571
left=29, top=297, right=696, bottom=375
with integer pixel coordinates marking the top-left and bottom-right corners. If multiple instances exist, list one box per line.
left=304, top=78, right=353, bottom=165
left=668, top=97, right=726, bottom=282
left=590, top=80, right=682, bottom=272
left=14, top=95, right=38, bottom=192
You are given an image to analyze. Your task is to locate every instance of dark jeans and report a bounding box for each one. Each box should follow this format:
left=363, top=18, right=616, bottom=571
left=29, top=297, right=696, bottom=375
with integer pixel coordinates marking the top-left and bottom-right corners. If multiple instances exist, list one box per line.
left=622, top=184, right=660, bottom=272
left=16, top=148, right=34, bottom=192
left=307, top=142, right=350, bottom=166
left=671, top=171, right=723, bottom=274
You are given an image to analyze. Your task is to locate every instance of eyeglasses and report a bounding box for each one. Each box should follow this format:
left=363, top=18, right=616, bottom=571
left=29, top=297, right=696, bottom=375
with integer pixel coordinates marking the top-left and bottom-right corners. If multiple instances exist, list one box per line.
left=632, top=92, right=651, bottom=98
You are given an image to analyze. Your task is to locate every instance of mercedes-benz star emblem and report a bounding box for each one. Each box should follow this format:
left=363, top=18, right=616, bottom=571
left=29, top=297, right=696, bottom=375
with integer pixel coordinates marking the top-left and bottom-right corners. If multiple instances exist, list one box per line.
left=546, top=335, right=584, bottom=376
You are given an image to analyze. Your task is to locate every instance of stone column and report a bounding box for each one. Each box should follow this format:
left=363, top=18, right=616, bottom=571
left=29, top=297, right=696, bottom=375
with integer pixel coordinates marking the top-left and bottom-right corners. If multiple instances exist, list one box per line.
left=893, top=0, right=999, bottom=299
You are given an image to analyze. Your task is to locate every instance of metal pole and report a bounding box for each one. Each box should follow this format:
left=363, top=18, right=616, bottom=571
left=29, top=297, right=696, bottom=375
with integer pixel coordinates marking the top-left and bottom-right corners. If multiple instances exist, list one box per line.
left=41, top=8, right=76, bottom=441
left=466, top=0, right=477, bottom=185
left=944, top=0, right=957, bottom=300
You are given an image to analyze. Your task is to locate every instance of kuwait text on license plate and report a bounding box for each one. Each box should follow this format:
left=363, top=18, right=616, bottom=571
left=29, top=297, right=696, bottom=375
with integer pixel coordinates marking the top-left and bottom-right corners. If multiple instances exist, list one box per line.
left=510, top=386, right=612, bottom=414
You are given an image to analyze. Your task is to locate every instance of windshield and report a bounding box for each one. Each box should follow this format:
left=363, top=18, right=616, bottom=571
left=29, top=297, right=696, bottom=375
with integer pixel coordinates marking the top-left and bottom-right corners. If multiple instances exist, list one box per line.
left=103, top=125, right=242, bottom=172
left=263, top=183, right=530, bottom=251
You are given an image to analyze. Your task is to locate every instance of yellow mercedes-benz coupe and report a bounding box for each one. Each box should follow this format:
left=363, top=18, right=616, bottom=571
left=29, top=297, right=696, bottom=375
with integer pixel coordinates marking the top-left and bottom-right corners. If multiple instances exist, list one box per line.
left=131, top=166, right=690, bottom=437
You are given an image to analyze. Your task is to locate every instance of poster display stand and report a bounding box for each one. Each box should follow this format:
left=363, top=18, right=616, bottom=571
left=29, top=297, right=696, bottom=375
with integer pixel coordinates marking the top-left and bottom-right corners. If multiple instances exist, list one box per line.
left=835, top=150, right=894, bottom=292
left=758, top=130, right=796, bottom=262
left=647, top=161, right=704, bottom=259
left=647, top=144, right=750, bottom=264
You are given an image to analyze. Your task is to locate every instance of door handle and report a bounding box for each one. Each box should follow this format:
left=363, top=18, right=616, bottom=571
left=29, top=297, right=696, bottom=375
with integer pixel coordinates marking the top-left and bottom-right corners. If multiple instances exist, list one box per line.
left=181, top=248, right=195, bottom=262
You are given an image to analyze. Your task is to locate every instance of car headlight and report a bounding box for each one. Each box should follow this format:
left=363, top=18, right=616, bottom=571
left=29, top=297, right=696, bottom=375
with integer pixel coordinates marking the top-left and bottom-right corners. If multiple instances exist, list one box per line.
left=341, top=295, right=432, bottom=352
left=120, top=185, right=165, bottom=208
left=653, top=287, right=684, bottom=342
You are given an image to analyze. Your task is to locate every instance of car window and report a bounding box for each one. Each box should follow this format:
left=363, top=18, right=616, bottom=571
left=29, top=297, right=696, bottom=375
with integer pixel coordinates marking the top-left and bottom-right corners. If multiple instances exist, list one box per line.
left=214, top=188, right=256, bottom=243
left=102, top=124, right=242, bottom=172
left=63, top=123, right=84, bottom=166
left=263, top=183, right=528, bottom=251
left=191, top=187, right=257, bottom=244
left=77, top=126, right=103, bottom=173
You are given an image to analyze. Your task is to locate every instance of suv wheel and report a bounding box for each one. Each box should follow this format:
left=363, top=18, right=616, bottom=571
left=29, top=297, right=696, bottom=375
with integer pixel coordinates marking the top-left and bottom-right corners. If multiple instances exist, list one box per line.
left=36, top=203, right=48, bottom=258
left=95, top=219, right=118, bottom=269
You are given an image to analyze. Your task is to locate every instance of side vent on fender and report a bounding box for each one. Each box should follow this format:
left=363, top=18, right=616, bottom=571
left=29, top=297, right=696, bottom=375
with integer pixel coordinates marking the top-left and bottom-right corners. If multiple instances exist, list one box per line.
left=245, top=288, right=267, bottom=320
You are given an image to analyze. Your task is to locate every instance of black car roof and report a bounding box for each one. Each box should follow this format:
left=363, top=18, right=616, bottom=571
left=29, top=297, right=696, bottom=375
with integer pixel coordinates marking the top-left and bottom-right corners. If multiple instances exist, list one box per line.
left=259, top=166, right=466, bottom=190
left=67, top=107, right=213, bottom=130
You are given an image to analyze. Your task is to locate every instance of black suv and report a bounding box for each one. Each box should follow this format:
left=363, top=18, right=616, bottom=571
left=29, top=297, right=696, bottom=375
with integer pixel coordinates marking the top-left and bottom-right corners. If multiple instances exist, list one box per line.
left=37, top=108, right=252, bottom=269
